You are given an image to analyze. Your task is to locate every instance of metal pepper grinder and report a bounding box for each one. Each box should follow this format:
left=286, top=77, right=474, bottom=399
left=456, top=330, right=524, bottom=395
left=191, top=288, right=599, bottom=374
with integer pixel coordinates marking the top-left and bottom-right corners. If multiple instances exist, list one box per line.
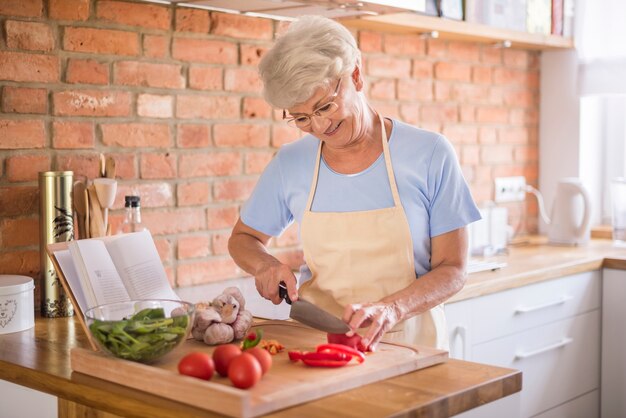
left=38, top=171, right=75, bottom=318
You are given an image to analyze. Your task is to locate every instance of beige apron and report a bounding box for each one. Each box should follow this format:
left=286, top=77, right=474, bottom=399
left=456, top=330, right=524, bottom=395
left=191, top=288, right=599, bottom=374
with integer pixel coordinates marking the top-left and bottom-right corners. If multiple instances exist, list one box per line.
left=299, top=115, right=448, bottom=350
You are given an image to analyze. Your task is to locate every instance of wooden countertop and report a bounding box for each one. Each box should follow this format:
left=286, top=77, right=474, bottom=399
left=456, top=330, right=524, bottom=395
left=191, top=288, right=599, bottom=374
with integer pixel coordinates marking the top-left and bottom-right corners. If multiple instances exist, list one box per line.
left=7, top=237, right=624, bottom=417
left=451, top=237, right=626, bottom=303
left=0, top=316, right=520, bottom=418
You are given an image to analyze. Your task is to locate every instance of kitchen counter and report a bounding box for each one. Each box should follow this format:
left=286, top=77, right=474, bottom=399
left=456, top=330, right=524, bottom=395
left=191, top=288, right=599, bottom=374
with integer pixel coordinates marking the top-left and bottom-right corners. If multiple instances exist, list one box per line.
left=452, top=237, right=626, bottom=303
left=0, top=315, right=520, bottom=418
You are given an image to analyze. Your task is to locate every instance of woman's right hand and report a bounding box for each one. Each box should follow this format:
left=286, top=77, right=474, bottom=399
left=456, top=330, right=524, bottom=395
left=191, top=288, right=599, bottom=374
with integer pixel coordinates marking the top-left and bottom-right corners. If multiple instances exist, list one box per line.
left=254, top=260, right=298, bottom=305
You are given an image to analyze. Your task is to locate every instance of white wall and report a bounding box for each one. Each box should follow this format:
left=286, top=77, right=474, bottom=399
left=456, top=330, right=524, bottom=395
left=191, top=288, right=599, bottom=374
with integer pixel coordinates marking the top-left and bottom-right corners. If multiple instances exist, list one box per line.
left=539, top=50, right=582, bottom=232
left=579, top=96, right=603, bottom=225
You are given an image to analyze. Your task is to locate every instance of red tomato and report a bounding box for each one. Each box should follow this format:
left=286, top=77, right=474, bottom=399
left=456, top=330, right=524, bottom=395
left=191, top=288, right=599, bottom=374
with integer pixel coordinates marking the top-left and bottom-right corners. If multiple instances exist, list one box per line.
left=177, top=352, right=215, bottom=380
left=228, top=353, right=262, bottom=389
left=212, top=344, right=242, bottom=377
left=245, top=347, right=272, bottom=375
left=327, top=333, right=364, bottom=351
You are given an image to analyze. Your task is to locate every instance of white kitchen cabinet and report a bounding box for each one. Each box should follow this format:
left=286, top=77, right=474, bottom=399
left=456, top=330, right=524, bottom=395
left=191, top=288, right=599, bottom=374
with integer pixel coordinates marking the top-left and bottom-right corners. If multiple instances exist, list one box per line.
left=601, top=268, right=626, bottom=418
left=452, top=392, right=521, bottom=418
left=534, top=391, right=600, bottom=418
left=447, top=271, right=602, bottom=418
left=0, top=379, right=57, bottom=418
left=445, top=298, right=472, bottom=361
left=473, top=310, right=600, bottom=417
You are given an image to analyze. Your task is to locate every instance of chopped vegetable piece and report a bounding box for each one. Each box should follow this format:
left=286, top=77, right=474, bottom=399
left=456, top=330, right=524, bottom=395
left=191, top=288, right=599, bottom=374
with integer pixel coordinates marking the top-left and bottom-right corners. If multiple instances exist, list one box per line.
left=260, top=339, right=285, bottom=355
left=288, top=350, right=303, bottom=361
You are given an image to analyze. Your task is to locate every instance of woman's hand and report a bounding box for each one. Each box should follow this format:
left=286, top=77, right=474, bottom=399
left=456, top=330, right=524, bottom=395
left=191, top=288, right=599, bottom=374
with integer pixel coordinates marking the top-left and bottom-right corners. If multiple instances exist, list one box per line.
left=228, top=219, right=299, bottom=305
left=254, top=260, right=298, bottom=305
left=342, top=301, right=403, bottom=352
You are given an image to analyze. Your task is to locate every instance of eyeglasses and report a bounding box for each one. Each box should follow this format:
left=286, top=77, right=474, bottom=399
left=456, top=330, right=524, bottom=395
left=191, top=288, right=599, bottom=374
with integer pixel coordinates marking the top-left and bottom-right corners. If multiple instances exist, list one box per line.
left=283, top=78, right=342, bottom=129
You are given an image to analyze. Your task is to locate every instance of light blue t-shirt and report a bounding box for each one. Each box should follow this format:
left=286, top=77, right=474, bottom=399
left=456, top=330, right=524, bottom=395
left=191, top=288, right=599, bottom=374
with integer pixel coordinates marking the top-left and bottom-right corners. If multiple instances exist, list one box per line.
left=241, top=119, right=481, bottom=277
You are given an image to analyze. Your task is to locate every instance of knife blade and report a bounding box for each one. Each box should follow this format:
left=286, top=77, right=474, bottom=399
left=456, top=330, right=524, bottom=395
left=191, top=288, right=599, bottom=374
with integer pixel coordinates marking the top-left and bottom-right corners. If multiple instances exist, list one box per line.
left=279, top=282, right=351, bottom=334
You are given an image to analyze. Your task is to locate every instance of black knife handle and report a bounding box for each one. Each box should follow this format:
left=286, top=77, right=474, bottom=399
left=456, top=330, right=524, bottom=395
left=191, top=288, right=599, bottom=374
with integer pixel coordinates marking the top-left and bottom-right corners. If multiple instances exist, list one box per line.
left=278, top=281, right=292, bottom=305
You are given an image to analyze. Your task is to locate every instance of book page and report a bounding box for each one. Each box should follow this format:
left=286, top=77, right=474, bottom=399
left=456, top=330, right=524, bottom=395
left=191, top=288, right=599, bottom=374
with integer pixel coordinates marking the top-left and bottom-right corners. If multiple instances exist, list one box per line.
left=54, top=249, right=90, bottom=315
left=105, top=230, right=179, bottom=301
left=69, top=239, right=131, bottom=307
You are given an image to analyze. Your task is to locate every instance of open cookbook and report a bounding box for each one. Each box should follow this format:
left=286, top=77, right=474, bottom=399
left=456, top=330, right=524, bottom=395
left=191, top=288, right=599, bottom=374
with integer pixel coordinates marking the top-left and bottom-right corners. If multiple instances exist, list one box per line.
left=46, top=230, right=179, bottom=348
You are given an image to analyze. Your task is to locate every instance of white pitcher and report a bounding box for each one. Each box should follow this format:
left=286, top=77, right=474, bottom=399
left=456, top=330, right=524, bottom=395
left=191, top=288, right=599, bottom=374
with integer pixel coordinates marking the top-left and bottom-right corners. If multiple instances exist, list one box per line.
left=546, top=178, right=592, bottom=245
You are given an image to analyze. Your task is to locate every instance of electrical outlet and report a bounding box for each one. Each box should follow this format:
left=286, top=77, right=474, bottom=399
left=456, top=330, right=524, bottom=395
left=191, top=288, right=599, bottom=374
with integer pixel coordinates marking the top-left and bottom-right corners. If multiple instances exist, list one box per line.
left=494, top=176, right=526, bottom=203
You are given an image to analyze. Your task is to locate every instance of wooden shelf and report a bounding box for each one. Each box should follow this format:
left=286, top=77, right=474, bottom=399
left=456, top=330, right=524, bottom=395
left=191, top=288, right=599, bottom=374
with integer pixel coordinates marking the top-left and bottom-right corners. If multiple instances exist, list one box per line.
left=341, top=12, right=573, bottom=51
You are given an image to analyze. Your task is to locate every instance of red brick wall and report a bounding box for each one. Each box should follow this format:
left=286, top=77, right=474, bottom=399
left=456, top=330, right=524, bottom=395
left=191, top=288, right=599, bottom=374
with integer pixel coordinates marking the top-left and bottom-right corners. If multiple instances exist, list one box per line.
left=0, top=0, right=539, bottom=294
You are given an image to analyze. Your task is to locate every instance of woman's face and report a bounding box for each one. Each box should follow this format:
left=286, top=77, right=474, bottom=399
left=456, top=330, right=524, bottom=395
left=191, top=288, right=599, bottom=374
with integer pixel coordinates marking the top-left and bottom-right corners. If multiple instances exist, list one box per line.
left=287, top=73, right=369, bottom=149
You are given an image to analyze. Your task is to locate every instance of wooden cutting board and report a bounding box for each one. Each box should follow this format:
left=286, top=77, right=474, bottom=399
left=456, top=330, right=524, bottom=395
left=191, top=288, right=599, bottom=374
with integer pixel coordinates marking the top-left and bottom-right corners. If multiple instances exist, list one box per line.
left=71, top=321, right=447, bottom=418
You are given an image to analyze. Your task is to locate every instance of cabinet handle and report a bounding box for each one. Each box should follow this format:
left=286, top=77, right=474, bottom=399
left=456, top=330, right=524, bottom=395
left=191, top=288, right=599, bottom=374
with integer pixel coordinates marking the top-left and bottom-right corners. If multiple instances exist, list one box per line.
left=514, top=337, right=573, bottom=360
left=514, top=295, right=572, bottom=314
left=452, top=326, right=469, bottom=360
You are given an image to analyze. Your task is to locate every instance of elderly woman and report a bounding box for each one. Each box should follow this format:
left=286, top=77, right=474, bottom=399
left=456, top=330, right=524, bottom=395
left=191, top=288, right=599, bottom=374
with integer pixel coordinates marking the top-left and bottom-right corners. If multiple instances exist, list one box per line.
left=228, top=16, right=480, bottom=351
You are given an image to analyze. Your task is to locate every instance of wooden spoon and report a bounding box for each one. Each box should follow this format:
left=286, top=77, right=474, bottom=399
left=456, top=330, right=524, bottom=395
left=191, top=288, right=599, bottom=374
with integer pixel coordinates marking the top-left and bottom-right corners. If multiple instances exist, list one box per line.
left=73, top=181, right=87, bottom=239
left=84, top=188, right=90, bottom=239
left=93, top=178, right=117, bottom=235
left=99, top=153, right=106, bottom=177
left=105, top=156, right=116, bottom=179
left=87, top=184, right=105, bottom=238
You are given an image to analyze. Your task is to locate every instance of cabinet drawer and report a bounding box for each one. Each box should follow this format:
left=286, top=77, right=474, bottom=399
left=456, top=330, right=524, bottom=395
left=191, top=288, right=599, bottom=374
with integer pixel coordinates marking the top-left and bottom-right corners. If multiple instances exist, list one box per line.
left=471, top=271, right=600, bottom=343
left=472, top=310, right=600, bottom=418
left=532, top=390, right=599, bottom=418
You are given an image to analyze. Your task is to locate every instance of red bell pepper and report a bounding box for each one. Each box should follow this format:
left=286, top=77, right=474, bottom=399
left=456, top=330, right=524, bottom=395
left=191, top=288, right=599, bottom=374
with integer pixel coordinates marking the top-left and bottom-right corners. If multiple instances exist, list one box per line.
left=316, top=343, right=366, bottom=363
left=288, top=350, right=352, bottom=367
left=302, top=357, right=350, bottom=368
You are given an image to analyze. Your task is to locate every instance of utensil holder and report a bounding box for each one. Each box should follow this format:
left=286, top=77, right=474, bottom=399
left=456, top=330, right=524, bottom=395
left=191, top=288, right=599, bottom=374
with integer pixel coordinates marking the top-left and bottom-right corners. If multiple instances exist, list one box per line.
left=39, top=171, right=75, bottom=318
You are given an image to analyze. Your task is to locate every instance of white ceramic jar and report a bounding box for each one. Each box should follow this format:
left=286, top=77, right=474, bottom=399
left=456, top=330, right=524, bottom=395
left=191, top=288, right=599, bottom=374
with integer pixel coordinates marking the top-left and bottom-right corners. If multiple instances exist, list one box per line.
left=0, top=275, right=35, bottom=334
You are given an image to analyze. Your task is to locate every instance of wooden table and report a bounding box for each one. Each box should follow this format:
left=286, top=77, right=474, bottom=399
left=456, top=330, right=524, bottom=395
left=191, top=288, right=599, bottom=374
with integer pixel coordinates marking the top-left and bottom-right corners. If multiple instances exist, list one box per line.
left=5, top=237, right=626, bottom=417
left=0, top=315, right=520, bottom=418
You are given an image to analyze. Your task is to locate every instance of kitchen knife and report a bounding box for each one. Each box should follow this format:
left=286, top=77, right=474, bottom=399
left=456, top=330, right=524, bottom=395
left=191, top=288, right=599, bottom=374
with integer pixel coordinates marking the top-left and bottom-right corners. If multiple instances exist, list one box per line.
left=279, top=282, right=351, bottom=334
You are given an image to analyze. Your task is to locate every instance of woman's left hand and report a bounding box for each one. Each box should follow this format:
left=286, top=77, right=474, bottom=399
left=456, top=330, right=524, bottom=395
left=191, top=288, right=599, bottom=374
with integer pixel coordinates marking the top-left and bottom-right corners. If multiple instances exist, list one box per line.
left=342, top=302, right=403, bottom=352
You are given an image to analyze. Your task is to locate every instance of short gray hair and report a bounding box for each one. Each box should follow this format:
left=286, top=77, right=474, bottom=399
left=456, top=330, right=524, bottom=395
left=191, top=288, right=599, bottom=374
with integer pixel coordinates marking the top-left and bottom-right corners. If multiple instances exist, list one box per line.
left=258, top=15, right=361, bottom=109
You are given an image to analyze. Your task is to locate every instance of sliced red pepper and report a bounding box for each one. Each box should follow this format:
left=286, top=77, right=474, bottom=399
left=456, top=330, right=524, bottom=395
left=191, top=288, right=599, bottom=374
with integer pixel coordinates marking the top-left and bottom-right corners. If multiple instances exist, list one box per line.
left=316, top=343, right=366, bottom=363
left=300, top=351, right=350, bottom=368
left=288, top=350, right=352, bottom=367
left=300, top=352, right=349, bottom=361
left=302, top=358, right=350, bottom=367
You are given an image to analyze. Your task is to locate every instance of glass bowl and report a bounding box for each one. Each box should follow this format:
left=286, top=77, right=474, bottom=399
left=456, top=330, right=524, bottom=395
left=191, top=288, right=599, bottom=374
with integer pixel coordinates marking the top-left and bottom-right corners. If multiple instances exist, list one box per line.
left=85, top=299, right=195, bottom=363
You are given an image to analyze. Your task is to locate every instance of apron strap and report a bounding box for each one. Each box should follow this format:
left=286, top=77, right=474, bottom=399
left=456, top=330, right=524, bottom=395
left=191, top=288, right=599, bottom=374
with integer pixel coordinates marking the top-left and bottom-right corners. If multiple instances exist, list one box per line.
left=305, top=115, right=402, bottom=211
left=305, top=140, right=323, bottom=211
left=378, top=114, right=402, bottom=208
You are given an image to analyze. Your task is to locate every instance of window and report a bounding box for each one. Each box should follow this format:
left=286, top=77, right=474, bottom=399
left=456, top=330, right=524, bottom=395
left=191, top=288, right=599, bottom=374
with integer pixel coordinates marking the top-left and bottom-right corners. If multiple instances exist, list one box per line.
left=580, top=96, right=626, bottom=223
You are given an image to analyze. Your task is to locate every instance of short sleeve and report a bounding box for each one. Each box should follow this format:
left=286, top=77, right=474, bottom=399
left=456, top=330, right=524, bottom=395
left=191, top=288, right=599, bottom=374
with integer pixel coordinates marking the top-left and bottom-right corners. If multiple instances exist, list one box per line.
left=427, top=135, right=481, bottom=237
left=240, top=154, right=294, bottom=237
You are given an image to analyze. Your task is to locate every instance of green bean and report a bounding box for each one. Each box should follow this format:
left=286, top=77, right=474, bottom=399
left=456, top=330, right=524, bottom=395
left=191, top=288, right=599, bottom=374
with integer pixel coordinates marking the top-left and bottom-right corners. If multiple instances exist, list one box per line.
left=89, top=308, right=189, bottom=363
